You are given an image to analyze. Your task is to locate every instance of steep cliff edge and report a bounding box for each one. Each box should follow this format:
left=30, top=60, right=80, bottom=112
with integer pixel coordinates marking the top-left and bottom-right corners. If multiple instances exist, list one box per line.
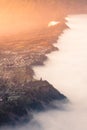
left=0, top=80, right=67, bottom=126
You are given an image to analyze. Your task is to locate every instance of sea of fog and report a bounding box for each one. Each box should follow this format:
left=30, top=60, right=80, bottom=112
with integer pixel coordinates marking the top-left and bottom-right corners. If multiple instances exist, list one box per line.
left=1, top=14, right=87, bottom=130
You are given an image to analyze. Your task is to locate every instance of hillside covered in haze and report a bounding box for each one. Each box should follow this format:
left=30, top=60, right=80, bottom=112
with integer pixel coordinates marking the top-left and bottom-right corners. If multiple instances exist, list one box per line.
left=0, top=0, right=87, bottom=126
left=0, top=0, right=87, bottom=35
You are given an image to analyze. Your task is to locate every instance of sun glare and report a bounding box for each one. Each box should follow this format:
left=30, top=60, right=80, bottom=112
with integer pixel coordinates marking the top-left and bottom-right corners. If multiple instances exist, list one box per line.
left=48, top=21, right=59, bottom=27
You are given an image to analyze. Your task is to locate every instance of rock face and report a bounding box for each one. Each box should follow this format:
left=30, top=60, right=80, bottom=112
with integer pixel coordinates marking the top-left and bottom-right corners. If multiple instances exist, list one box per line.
left=0, top=80, right=67, bottom=126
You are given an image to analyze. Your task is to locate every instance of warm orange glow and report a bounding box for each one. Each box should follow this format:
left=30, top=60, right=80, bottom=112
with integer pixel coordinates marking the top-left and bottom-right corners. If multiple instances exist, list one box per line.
left=48, top=21, right=59, bottom=27
left=0, top=1, right=64, bottom=36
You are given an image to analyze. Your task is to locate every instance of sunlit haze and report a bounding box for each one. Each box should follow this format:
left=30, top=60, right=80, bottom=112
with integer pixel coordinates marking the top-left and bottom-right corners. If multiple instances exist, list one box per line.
left=0, top=0, right=62, bottom=36
left=48, top=21, right=59, bottom=27
left=0, top=0, right=87, bottom=130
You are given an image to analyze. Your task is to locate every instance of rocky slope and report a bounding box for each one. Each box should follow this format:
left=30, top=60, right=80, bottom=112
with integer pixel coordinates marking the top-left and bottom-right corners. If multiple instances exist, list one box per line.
left=0, top=21, right=68, bottom=83
left=0, top=79, right=67, bottom=126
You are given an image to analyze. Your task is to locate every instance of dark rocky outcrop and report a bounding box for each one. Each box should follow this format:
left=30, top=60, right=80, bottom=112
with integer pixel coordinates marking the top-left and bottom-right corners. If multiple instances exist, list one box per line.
left=0, top=79, right=67, bottom=126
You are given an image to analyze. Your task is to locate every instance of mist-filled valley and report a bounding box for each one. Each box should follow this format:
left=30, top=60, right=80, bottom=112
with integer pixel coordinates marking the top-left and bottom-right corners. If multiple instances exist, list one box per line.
left=1, top=14, right=87, bottom=130
left=0, top=1, right=87, bottom=130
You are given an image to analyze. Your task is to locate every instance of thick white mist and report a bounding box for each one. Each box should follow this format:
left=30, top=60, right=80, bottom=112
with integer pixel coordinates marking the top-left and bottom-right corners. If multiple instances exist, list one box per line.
left=34, top=14, right=87, bottom=102
left=1, top=14, right=87, bottom=130
left=33, top=14, right=87, bottom=130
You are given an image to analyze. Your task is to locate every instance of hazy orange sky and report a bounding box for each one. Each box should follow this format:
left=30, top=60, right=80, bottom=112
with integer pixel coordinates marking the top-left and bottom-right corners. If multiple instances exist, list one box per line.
left=1, top=0, right=86, bottom=36
left=0, top=0, right=61, bottom=36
